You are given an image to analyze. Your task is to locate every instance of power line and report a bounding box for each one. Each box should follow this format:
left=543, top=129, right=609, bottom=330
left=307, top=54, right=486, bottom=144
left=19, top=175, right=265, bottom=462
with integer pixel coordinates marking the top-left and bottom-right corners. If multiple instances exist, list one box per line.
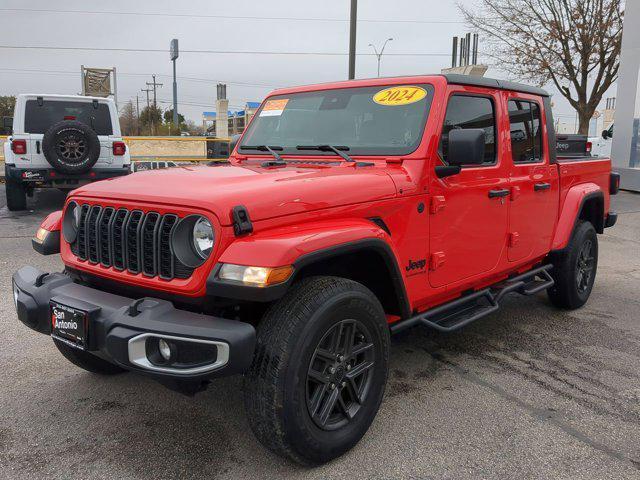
left=0, top=45, right=451, bottom=57
left=0, top=67, right=281, bottom=88
left=0, top=8, right=464, bottom=24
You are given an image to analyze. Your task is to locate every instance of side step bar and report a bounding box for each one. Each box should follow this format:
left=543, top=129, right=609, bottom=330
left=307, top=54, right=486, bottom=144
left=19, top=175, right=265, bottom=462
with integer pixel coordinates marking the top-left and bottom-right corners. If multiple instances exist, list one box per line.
left=391, top=264, right=554, bottom=334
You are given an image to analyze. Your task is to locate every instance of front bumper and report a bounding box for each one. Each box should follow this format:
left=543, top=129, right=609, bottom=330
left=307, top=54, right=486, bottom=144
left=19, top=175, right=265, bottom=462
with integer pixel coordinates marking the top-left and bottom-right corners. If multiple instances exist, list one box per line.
left=12, top=266, right=256, bottom=382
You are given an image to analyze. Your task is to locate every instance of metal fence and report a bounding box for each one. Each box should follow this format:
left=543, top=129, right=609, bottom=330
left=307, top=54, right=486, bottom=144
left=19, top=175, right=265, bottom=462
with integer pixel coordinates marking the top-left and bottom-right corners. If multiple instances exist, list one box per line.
left=0, top=135, right=232, bottom=168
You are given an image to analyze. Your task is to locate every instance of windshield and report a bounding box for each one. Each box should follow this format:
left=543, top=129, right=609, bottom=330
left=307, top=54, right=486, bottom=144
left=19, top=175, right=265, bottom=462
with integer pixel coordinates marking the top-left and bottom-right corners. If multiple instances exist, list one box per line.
left=240, top=84, right=434, bottom=156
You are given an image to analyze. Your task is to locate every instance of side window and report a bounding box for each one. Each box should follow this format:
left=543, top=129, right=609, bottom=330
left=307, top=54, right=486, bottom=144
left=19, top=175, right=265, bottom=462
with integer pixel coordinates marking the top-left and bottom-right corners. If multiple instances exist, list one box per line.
left=440, top=95, right=497, bottom=165
left=508, top=99, right=543, bottom=163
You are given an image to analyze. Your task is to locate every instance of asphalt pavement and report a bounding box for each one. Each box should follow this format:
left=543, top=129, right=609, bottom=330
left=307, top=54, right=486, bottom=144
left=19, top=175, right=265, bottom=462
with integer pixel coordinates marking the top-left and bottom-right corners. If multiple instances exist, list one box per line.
left=1, top=184, right=640, bottom=479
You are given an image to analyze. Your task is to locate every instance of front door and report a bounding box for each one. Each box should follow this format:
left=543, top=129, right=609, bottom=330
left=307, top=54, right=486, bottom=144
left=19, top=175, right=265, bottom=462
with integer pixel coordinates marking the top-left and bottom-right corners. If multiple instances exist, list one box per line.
left=429, top=91, right=510, bottom=288
left=505, top=97, right=558, bottom=262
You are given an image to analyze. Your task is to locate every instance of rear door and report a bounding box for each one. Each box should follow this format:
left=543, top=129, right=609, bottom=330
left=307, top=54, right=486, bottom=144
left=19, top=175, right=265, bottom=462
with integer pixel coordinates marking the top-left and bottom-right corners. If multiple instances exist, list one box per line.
left=505, top=95, right=558, bottom=261
left=23, top=98, right=114, bottom=168
left=429, top=89, right=510, bottom=288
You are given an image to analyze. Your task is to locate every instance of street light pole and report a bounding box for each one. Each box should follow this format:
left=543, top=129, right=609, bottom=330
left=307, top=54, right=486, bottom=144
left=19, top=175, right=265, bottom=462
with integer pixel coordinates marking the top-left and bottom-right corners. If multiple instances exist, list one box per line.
left=368, top=38, right=393, bottom=77
left=170, top=39, right=179, bottom=131
left=348, top=0, right=357, bottom=80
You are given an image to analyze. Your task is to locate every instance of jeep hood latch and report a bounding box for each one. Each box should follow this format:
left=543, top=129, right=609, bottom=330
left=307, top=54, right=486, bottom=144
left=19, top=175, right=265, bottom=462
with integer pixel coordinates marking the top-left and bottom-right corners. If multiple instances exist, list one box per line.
left=232, top=205, right=253, bottom=236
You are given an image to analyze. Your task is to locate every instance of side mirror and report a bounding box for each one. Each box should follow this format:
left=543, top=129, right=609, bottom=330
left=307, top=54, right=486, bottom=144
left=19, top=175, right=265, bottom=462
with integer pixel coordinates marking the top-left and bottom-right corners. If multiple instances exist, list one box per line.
left=2, top=116, right=13, bottom=135
left=601, top=129, right=609, bottom=140
left=448, top=128, right=486, bottom=166
left=229, top=134, right=241, bottom=154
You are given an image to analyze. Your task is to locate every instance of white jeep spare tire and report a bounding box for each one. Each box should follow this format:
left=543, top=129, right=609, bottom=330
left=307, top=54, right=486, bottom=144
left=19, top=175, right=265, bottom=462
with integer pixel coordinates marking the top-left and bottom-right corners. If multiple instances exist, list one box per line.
left=42, top=120, right=101, bottom=174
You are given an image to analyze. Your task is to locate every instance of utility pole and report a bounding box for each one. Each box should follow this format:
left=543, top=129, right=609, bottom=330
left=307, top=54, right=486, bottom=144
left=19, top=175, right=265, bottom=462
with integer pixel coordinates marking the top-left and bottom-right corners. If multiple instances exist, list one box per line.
left=141, top=87, right=153, bottom=135
left=348, top=0, right=357, bottom=80
left=368, top=38, right=393, bottom=77
left=146, top=75, right=163, bottom=108
left=135, top=95, right=140, bottom=136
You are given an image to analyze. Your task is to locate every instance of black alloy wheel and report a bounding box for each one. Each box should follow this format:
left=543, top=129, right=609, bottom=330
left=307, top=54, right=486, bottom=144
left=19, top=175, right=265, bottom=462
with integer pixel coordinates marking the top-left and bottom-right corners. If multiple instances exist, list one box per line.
left=575, top=238, right=595, bottom=294
left=55, top=132, right=87, bottom=163
left=306, top=319, right=375, bottom=430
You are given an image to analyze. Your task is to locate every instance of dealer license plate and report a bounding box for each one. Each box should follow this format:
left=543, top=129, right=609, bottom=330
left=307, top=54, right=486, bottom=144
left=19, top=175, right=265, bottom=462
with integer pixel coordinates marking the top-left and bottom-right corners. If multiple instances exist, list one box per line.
left=50, top=301, right=88, bottom=350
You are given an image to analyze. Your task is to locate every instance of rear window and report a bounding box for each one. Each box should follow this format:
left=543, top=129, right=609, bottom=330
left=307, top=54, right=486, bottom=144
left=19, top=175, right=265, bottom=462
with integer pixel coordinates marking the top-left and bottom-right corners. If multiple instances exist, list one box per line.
left=508, top=99, right=543, bottom=163
left=24, top=100, right=113, bottom=135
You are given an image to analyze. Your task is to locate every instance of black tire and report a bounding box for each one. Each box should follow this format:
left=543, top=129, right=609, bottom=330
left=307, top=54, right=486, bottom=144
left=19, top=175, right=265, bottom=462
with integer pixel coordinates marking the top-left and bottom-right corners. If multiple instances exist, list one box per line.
left=244, top=276, right=390, bottom=465
left=548, top=221, right=598, bottom=309
left=53, top=338, right=126, bottom=375
left=42, top=120, right=101, bottom=174
left=6, top=180, right=27, bottom=211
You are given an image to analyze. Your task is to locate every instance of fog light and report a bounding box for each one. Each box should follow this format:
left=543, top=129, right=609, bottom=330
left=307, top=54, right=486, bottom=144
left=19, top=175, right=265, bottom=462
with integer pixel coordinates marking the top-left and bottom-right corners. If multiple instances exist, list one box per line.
left=158, top=339, right=173, bottom=361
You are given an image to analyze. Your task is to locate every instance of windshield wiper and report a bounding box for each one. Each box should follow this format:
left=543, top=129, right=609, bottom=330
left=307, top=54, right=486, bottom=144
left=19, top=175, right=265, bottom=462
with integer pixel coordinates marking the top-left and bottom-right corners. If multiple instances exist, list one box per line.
left=296, top=145, right=354, bottom=163
left=239, top=145, right=286, bottom=166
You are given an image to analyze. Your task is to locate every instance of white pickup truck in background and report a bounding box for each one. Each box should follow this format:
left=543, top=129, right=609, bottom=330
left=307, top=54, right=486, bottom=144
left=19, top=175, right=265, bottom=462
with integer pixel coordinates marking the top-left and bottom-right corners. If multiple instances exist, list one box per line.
left=3, top=94, right=130, bottom=211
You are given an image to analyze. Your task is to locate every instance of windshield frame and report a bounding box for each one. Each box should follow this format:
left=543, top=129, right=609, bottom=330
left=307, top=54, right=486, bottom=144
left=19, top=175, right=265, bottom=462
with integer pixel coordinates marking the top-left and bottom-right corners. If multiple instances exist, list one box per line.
left=240, top=83, right=435, bottom=157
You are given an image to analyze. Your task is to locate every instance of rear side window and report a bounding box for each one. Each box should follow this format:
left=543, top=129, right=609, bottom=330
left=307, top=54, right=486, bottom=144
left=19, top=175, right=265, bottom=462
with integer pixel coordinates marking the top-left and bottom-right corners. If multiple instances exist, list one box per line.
left=440, top=95, right=497, bottom=165
left=24, top=100, right=113, bottom=135
left=508, top=99, right=543, bottom=163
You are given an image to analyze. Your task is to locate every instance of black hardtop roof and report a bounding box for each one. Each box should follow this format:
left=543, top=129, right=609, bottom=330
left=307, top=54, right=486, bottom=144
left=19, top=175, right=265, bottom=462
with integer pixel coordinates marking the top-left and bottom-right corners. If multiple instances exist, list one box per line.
left=442, top=74, right=550, bottom=97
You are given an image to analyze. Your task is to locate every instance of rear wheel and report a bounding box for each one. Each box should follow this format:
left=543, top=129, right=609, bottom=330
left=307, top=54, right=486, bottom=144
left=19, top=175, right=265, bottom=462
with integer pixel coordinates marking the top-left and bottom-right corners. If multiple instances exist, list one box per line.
left=243, top=276, right=389, bottom=465
left=53, top=338, right=126, bottom=375
left=6, top=180, right=27, bottom=211
left=548, top=221, right=598, bottom=309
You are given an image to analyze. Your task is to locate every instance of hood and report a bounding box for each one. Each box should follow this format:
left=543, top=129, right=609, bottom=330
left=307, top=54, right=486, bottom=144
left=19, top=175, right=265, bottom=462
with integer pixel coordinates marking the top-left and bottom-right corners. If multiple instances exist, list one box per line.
left=71, top=163, right=397, bottom=225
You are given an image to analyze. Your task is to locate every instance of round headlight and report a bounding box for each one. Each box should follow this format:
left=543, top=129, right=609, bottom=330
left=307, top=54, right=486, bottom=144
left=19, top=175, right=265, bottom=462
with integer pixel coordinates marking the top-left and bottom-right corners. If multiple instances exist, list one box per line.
left=193, top=217, right=214, bottom=259
left=62, top=201, right=79, bottom=243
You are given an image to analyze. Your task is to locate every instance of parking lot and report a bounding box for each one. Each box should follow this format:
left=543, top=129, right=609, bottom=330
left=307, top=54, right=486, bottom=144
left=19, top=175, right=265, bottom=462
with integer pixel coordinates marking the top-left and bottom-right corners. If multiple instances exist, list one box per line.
left=0, top=185, right=639, bottom=479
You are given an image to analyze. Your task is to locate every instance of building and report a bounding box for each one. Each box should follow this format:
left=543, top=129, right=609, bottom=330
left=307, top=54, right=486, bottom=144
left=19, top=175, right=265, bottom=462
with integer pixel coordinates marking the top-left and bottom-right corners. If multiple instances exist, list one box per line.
left=202, top=102, right=260, bottom=137
left=612, top=0, right=640, bottom=191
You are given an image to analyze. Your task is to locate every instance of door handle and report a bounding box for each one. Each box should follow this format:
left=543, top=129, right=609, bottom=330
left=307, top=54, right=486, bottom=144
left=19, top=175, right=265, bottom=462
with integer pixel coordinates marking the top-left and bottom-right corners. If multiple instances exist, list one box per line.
left=534, top=182, right=551, bottom=191
left=488, top=189, right=510, bottom=198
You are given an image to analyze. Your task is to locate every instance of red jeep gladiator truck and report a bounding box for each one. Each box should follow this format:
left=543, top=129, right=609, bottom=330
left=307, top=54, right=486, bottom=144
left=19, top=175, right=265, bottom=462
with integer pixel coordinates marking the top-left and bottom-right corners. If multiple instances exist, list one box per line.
left=13, top=74, right=619, bottom=465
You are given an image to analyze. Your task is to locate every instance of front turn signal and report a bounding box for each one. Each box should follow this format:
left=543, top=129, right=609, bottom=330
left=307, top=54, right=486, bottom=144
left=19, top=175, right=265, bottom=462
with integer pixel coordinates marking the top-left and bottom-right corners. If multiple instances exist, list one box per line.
left=218, top=264, right=294, bottom=287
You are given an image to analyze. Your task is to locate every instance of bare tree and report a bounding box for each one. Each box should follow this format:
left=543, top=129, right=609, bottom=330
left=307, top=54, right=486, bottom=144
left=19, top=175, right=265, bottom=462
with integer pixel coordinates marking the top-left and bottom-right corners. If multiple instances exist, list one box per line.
left=460, top=0, right=623, bottom=134
left=119, top=101, right=138, bottom=136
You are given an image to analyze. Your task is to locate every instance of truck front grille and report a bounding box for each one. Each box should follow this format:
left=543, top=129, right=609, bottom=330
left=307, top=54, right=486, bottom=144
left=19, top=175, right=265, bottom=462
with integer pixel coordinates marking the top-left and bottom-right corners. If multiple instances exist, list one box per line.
left=70, top=205, right=193, bottom=280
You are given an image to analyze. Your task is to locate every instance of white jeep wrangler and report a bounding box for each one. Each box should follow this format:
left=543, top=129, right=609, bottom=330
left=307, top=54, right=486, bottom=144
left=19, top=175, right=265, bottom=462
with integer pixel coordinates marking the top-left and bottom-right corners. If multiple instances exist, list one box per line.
left=3, top=94, right=130, bottom=211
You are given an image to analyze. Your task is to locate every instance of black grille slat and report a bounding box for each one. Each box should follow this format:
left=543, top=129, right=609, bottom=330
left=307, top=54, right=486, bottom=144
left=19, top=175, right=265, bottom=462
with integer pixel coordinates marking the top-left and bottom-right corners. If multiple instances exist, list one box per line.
left=141, top=212, right=161, bottom=277
left=99, top=207, right=115, bottom=267
left=87, top=206, right=102, bottom=263
left=69, top=206, right=195, bottom=280
left=111, top=209, right=129, bottom=270
left=125, top=210, right=144, bottom=274
left=158, top=215, right=178, bottom=279
left=75, top=204, right=90, bottom=259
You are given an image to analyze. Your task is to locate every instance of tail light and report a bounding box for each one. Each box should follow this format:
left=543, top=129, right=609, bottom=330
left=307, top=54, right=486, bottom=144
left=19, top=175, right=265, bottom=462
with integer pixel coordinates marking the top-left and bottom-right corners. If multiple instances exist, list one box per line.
left=11, top=139, right=27, bottom=155
left=610, top=172, right=620, bottom=195
left=112, top=141, right=126, bottom=156
left=586, top=141, right=592, bottom=154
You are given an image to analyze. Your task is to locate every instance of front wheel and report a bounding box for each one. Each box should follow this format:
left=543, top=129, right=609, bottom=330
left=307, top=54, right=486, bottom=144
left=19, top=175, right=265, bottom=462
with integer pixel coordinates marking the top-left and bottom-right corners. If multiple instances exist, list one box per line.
left=548, top=221, right=598, bottom=309
left=243, top=276, right=390, bottom=465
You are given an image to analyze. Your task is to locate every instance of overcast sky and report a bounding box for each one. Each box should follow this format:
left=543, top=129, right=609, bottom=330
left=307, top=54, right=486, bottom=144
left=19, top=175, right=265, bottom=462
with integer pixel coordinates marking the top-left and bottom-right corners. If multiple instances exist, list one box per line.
left=0, top=0, right=606, bottom=126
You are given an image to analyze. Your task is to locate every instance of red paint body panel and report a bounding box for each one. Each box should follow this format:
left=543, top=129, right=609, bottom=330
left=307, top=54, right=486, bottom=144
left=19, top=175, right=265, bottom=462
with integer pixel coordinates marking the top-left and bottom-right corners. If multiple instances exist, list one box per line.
left=47, top=75, right=612, bottom=320
left=40, top=210, right=62, bottom=232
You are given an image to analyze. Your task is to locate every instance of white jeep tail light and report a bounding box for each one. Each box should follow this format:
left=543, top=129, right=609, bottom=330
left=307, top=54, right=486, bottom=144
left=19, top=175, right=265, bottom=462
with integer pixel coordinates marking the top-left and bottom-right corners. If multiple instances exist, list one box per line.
left=112, top=141, right=126, bottom=156
left=11, top=139, right=27, bottom=155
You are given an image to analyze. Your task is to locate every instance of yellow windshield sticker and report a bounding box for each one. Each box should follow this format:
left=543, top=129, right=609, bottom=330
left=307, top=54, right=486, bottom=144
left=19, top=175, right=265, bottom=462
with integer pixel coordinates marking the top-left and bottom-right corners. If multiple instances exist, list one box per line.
left=260, top=98, right=289, bottom=117
left=373, top=86, right=427, bottom=106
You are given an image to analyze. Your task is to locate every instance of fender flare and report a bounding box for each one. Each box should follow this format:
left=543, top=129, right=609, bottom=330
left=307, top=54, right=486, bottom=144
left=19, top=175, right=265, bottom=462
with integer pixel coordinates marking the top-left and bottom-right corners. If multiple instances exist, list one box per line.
left=40, top=210, right=62, bottom=231
left=551, top=184, right=604, bottom=252
left=207, top=219, right=410, bottom=317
